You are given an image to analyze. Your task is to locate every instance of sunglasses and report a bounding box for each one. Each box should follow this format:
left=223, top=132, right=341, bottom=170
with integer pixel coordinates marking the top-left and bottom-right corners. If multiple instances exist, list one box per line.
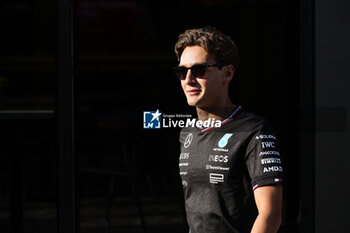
left=173, top=63, right=227, bottom=80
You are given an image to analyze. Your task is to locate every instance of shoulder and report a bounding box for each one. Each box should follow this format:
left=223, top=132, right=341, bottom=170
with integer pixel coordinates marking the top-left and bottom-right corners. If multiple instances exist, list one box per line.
left=232, top=108, right=273, bottom=134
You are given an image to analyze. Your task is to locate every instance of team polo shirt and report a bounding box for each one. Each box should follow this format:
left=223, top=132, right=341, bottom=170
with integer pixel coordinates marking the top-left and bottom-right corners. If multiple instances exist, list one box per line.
left=179, top=106, right=284, bottom=233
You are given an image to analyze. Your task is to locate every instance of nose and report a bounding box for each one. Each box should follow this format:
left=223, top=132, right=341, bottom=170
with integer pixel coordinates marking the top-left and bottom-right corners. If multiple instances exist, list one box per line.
left=184, top=69, right=197, bottom=84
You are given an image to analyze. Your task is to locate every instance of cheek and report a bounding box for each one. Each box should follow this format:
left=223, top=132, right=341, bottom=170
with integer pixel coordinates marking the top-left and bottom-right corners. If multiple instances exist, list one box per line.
left=180, top=81, right=186, bottom=91
left=208, top=75, right=224, bottom=89
left=202, top=78, right=223, bottom=97
left=199, top=79, right=214, bottom=92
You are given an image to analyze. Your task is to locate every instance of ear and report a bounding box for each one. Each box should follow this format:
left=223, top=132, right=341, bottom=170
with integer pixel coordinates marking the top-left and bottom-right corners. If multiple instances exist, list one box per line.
left=223, top=64, right=234, bottom=83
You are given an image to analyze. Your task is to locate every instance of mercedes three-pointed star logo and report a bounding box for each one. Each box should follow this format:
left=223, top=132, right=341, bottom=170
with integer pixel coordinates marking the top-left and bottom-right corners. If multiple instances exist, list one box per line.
left=184, top=133, right=193, bottom=148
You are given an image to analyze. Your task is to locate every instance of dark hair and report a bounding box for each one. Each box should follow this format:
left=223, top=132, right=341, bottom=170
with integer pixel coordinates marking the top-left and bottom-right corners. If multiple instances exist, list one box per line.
left=174, top=27, right=240, bottom=69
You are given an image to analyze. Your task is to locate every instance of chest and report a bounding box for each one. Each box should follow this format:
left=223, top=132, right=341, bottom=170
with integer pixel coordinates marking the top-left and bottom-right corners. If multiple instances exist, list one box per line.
left=179, top=131, right=247, bottom=186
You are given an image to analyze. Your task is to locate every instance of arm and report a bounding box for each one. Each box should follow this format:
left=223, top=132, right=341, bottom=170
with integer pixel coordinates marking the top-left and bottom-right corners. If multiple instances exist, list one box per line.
left=251, top=184, right=283, bottom=233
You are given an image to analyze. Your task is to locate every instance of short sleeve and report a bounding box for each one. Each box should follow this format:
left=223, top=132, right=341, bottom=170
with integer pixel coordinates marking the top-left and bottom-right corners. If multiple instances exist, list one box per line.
left=245, top=120, right=284, bottom=190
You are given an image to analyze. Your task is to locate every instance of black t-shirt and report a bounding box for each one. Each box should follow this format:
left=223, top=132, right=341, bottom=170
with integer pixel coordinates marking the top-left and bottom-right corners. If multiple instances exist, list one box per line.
left=179, top=106, right=284, bottom=233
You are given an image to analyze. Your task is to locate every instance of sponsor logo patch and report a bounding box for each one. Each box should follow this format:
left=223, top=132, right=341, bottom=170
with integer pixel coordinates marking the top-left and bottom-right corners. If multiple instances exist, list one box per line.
left=184, top=133, right=193, bottom=148
left=261, top=158, right=281, bottom=164
left=179, top=153, right=189, bottom=160
left=261, top=141, right=276, bottom=149
left=255, top=134, right=276, bottom=140
left=206, top=164, right=230, bottom=171
left=259, top=151, right=280, bottom=156
left=218, top=133, right=233, bottom=148
left=263, top=166, right=283, bottom=173
left=208, top=154, right=228, bottom=163
left=209, top=173, right=225, bottom=184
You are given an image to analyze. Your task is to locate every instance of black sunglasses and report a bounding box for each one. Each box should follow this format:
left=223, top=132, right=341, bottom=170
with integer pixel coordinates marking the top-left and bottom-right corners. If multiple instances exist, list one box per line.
left=173, top=63, right=227, bottom=80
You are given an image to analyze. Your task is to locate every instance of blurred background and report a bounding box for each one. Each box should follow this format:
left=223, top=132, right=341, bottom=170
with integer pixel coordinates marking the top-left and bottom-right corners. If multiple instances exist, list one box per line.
left=0, top=0, right=349, bottom=233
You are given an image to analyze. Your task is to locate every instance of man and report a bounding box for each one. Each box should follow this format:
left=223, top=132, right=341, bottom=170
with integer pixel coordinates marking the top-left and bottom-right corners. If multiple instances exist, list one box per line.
left=174, top=27, right=284, bottom=233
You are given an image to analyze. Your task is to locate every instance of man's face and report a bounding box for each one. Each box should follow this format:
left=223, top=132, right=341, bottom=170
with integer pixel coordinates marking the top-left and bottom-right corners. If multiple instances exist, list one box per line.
left=179, top=46, right=228, bottom=108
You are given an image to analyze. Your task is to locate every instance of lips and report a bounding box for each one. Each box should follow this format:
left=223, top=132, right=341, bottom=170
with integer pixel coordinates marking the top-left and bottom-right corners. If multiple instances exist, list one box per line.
left=187, top=89, right=201, bottom=95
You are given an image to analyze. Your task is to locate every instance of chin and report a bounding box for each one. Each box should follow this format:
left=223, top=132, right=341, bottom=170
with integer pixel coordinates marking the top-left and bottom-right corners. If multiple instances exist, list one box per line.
left=186, top=94, right=203, bottom=106
left=187, top=100, right=197, bottom=107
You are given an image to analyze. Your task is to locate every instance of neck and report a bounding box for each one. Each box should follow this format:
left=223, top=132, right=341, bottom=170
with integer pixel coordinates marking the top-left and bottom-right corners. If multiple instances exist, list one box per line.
left=196, top=100, right=236, bottom=122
